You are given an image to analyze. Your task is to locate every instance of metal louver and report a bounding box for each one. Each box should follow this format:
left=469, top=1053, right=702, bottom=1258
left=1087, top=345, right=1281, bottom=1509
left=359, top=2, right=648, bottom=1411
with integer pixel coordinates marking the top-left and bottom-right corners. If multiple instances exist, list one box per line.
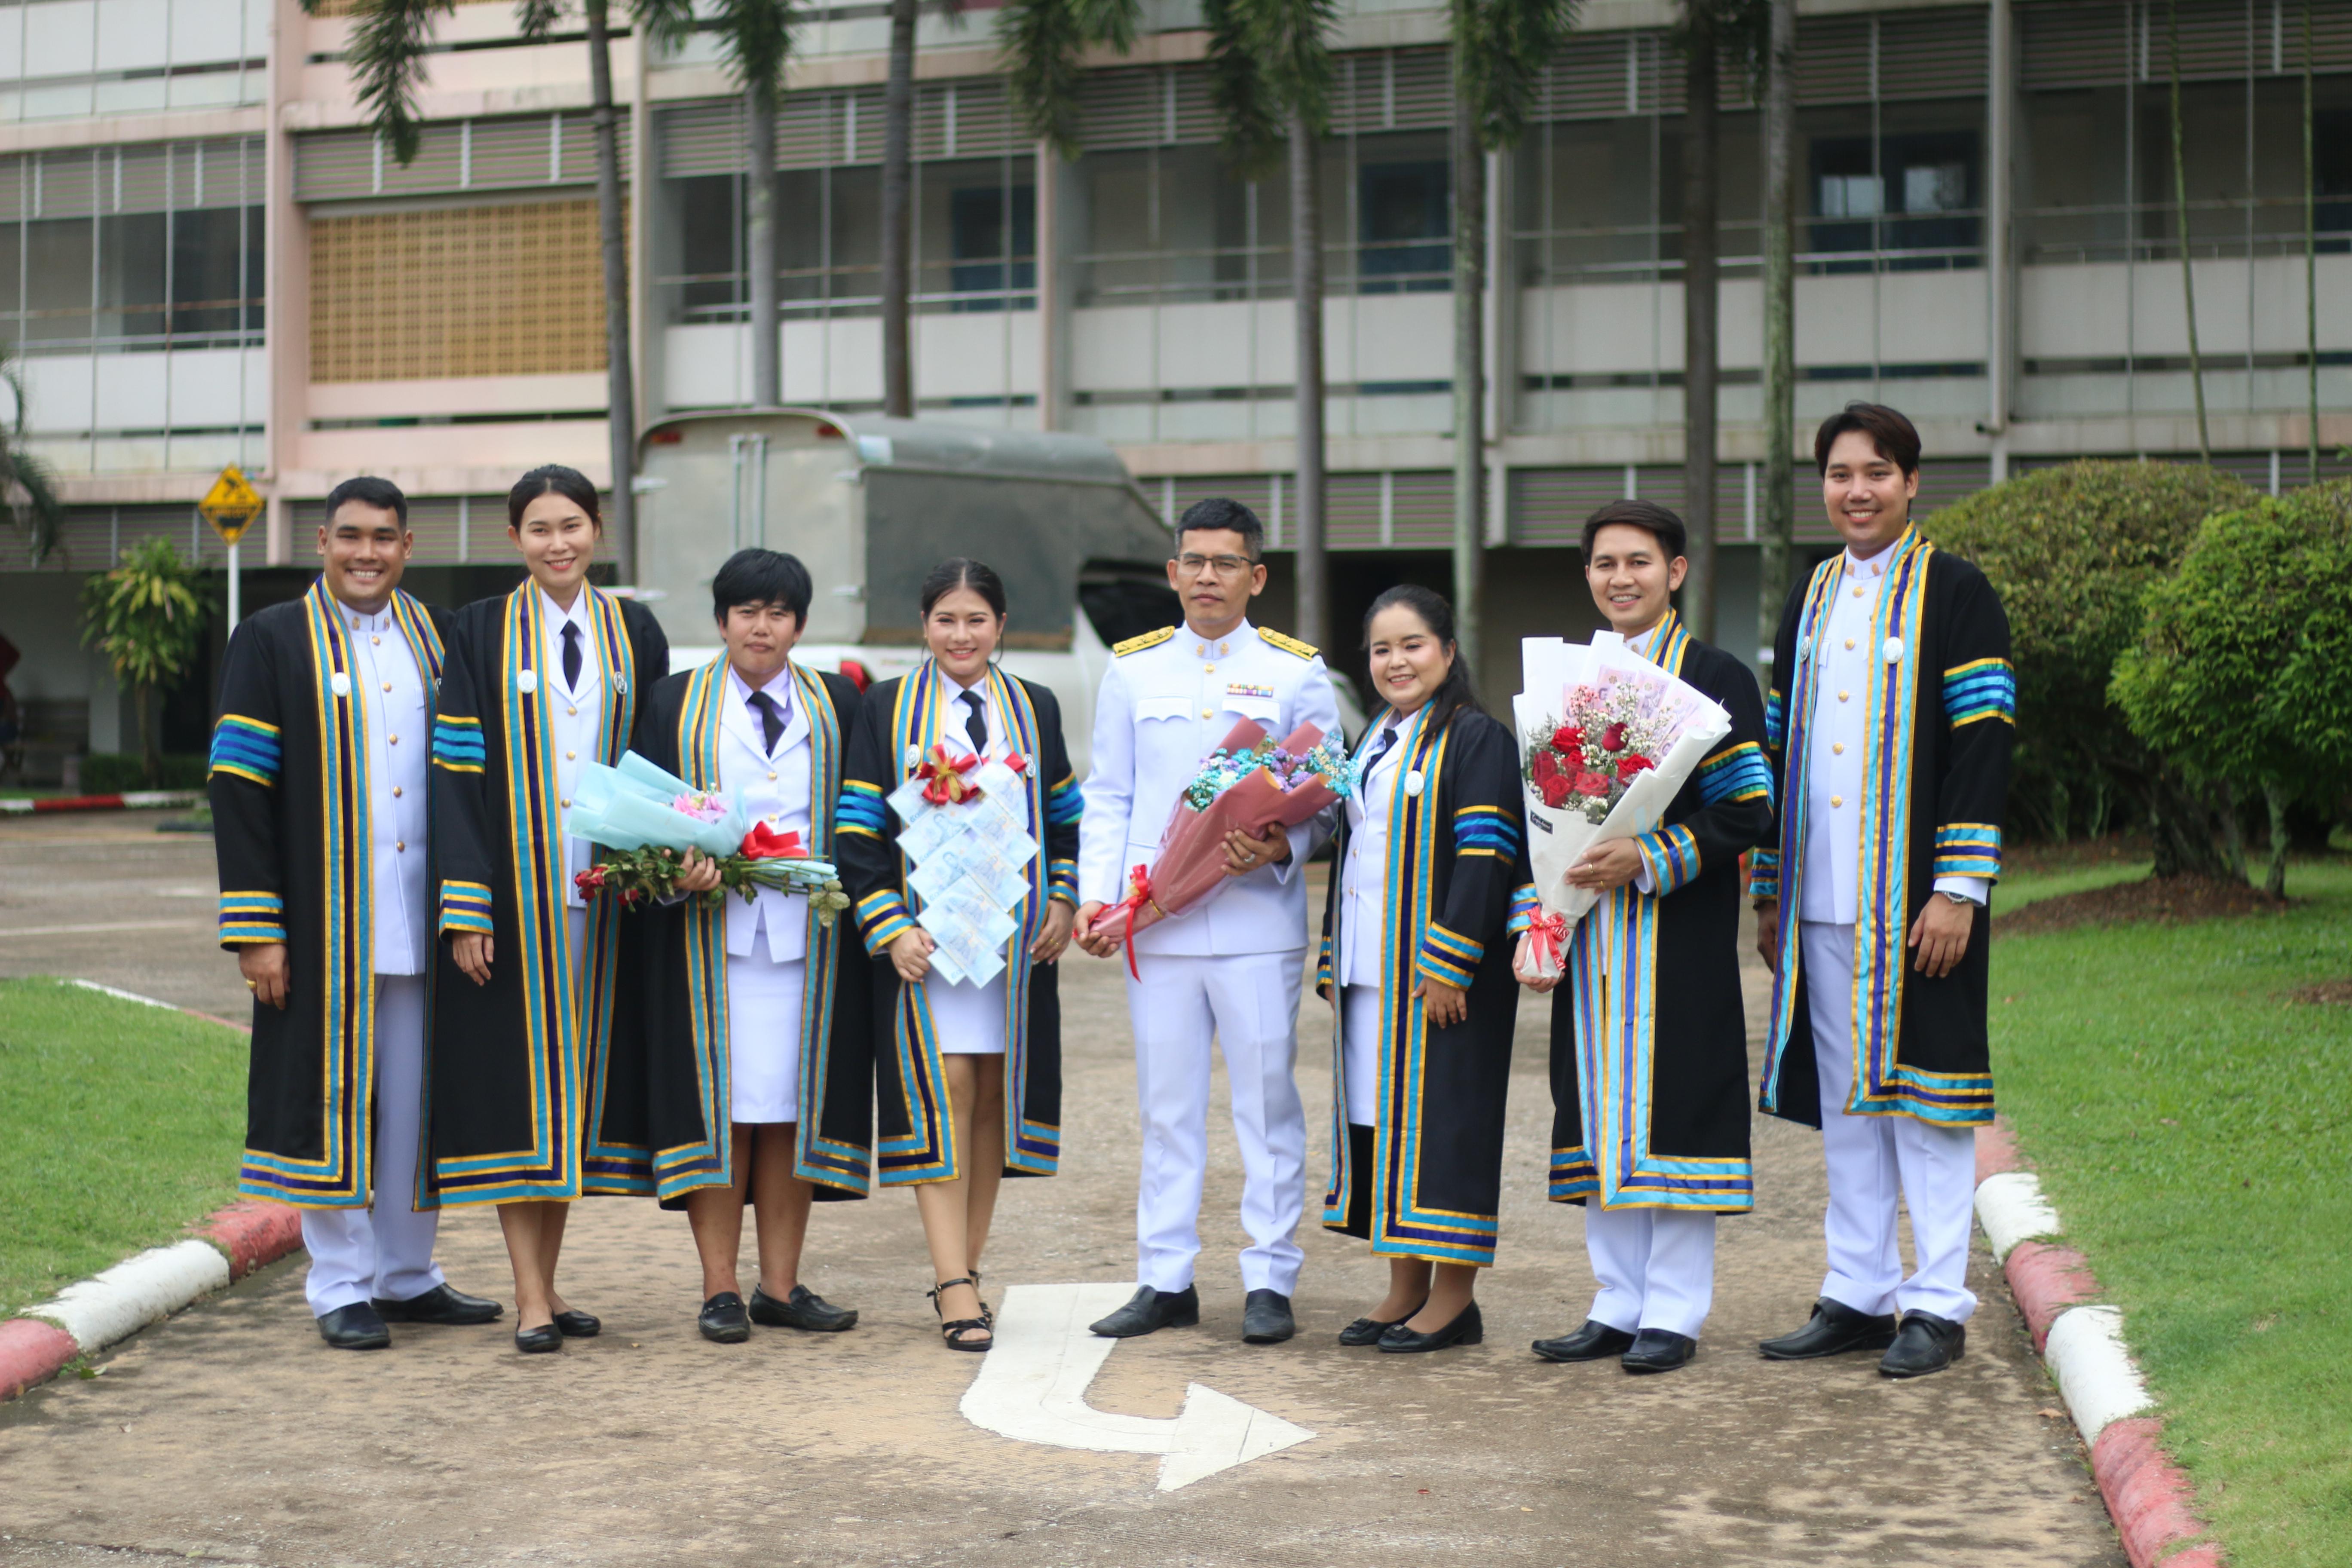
left=294, top=114, right=630, bottom=203
left=1795, top=15, right=1874, bottom=106
left=1878, top=6, right=1988, bottom=101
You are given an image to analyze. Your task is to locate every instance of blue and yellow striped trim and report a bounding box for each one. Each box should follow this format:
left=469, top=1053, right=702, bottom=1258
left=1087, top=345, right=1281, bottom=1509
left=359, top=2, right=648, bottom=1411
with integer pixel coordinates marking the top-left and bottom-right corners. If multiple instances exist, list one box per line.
left=1634, top=822, right=1701, bottom=895
left=438, top=879, right=495, bottom=935
left=1507, top=882, right=1538, bottom=936
left=1764, top=688, right=1787, bottom=751
left=1047, top=856, right=1080, bottom=906
left=1942, top=657, right=2016, bottom=728
left=1747, top=848, right=1780, bottom=901
left=1415, top=922, right=1482, bottom=989
left=836, top=778, right=888, bottom=836
left=857, top=887, right=918, bottom=954
left=1696, top=741, right=1773, bottom=807
left=1933, top=821, right=2002, bottom=880
left=1451, top=802, right=1520, bottom=862
left=1045, top=772, right=1084, bottom=827
left=431, top=714, right=486, bottom=774
left=218, top=890, right=286, bottom=945
left=209, top=714, right=282, bottom=787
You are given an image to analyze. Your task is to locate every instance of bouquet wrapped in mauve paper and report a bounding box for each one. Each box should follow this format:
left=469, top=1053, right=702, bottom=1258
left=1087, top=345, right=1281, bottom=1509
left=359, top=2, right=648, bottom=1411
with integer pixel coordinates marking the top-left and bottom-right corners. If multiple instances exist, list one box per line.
left=566, top=751, right=848, bottom=922
left=1096, top=719, right=1360, bottom=969
left=1512, top=633, right=1731, bottom=964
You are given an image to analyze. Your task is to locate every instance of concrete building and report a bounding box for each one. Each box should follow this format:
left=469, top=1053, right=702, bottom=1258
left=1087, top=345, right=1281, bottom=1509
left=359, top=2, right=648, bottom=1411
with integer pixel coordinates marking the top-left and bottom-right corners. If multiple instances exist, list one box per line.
left=1, top=0, right=2347, bottom=771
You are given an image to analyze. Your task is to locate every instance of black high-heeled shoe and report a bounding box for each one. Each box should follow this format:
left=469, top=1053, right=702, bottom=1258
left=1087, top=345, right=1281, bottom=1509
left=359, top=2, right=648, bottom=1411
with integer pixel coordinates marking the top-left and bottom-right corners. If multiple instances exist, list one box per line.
left=551, top=1308, right=600, bottom=1338
left=514, top=1323, right=564, bottom=1354
left=927, top=1277, right=992, bottom=1352
left=1377, top=1299, right=1484, bottom=1354
left=1338, top=1299, right=1427, bottom=1347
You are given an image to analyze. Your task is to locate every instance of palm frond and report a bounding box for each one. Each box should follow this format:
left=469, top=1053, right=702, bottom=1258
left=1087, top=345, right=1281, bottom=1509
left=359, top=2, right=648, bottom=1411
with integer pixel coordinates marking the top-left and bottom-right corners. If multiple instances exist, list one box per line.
left=0, top=356, right=63, bottom=567
left=346, top=0, right=458, bottom=165
left=998, top=0, right=1137, bottom=157
left=1453, top=0, right=1578, bottom=150
left=1253, top=0, right=1340, bottom=138
left=689, top=0, right=792, bottom=92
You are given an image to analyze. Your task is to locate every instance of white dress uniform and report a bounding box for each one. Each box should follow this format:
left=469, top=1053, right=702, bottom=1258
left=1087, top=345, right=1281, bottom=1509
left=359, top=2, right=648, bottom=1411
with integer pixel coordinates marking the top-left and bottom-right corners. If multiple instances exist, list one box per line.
left=1336, top=714, right=1407, bottom=1127
left=299, top=596, right=445, bottom=1317
left=539, top=588, right=603, bottom=966
left=1079, top=619, right=1342, bottom=1298
left=925, top=672, right=1015, bottom=1055
left=717, top=665, right=815, bottom=1122
left=1798, top=538, right=1987, bottom=1325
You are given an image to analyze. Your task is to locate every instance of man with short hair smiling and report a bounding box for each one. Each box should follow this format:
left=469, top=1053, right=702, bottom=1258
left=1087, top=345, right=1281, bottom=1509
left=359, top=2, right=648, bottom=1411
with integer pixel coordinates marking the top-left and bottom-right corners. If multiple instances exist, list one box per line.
left=1075, top=496, right=1341, bottom=1345
left=1751, top=402, right=2016, bottom=1379
left=208, top=477, right=502, bottom=1350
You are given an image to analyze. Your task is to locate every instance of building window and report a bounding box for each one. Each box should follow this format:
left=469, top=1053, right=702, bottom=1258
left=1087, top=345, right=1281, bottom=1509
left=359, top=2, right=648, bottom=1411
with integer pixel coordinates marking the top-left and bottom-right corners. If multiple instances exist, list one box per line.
left=1808, top=130, right=1980, bottom=271
left=1358, top=159, right=1451, bottom=292
left=949, top=181, right=1036, bottom=311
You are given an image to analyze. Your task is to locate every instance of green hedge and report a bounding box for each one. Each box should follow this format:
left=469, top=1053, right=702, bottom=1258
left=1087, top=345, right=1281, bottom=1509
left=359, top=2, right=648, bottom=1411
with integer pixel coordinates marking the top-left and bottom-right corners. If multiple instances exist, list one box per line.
left=78, top=752, right=208, bottom=793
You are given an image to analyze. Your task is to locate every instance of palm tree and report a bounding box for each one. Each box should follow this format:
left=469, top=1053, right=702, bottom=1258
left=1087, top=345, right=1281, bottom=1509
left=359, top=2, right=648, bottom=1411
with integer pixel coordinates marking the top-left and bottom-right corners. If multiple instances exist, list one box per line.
left=697, top=0, right=801, bottom=407
left=1755, top=0, right=1795, bottom=667
left=2304, top=0, right=2319, bottom=484
left=1447, top=0, right=1579, bottom=675
left=335, top=0, right=655, bottom=549
left=998, top=0, right=1139, bottom=159
left=879, top=0, right=973, bottom=418
left=0, top=354, right=64, bottom=567
left=2165, top=0, right=2210, bottom=464
left=80, top=537, right=207, bottom=786
left=1204, top=0, right=1339, bottom=649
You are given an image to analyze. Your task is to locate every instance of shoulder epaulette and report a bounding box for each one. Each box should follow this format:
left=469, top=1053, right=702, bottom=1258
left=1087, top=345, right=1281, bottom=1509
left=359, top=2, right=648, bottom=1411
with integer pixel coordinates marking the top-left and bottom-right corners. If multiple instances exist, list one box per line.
left=1112, top=626, right=1176, bottom=657
left=1258, top=627, right=1318, bottom=660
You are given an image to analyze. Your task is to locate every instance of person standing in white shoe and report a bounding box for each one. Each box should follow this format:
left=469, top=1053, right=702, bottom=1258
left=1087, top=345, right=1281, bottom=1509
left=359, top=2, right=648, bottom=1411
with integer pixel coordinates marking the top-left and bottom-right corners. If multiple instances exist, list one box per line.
left=1074, top=497, right=1341, bottom=1346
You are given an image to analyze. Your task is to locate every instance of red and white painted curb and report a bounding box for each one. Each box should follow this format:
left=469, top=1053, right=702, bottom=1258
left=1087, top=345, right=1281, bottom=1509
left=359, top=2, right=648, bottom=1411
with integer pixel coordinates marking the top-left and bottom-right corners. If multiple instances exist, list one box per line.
left=0, top=790, right=202, bottom=817
left=1976, top=1121, right=2223, bottom=1568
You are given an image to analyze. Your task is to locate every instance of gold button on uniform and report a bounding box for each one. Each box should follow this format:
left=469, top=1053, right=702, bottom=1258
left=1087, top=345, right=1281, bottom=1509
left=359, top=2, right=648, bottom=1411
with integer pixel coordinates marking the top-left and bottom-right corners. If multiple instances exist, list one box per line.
left=567, top=705, right=578, bottom=717
left=1852, top=586, right=1865, bottom=598
left=382, top=680, right=392, bottom=691
left=388, top=733, right=399, bottom=744
left=561, top=797, right=571, bottom=808
left=392, top=784, right=404, bottom=797
left=1204, top=664, right=1216, bottom=674
left=395, top=841, right=406, bottom=852
left=1832, top=742, right=1845, bottom=755
left=1837, top=691, right=1850, bottom=703
left=371, top=635, right=382, bottom=645
left=1844, top=638, right=1856, bottom=650
left=767, top=769, right=778, bottom=781
left=566, top=749, right=576, bottom=760
left=1200, top=709, right=1213, bottom=720
left=1831, top=795, right=1844, bottom=808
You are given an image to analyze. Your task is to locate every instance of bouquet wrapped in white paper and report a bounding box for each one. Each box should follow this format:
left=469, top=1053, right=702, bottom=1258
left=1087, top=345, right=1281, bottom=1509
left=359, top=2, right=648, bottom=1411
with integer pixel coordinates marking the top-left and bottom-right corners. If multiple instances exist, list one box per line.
left=1512, top=632, right=1733, bottom=965
left=566, top=753, right=748, bottom=858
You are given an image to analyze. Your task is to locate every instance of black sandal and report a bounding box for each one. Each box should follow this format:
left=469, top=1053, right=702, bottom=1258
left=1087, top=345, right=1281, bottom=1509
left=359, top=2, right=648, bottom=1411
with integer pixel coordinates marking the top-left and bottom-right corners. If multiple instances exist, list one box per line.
left=927, top=1277, right=992, bottom=1352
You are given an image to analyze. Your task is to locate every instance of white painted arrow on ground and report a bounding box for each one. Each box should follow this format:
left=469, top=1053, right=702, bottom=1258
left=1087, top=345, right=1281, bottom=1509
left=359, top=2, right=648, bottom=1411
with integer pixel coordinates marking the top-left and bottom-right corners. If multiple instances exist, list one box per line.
left=959, top=1282, right=1316, bottom=1491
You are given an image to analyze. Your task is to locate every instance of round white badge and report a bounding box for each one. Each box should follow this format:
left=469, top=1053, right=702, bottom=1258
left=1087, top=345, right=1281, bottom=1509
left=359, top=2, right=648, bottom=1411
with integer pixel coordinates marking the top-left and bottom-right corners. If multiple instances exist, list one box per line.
left=328, top=671, right=350, bottom=698
left=517, top=669, right=539, bottom=695
left=1882, top=636, right=1905, bottom=665
left=1404, top=769, right=1425, bottom=799
left=904, top=744, right=922, bottom=768
left=614, top=677, right=626, bottom=694
left=1795, top=635, right=1810, bottom=662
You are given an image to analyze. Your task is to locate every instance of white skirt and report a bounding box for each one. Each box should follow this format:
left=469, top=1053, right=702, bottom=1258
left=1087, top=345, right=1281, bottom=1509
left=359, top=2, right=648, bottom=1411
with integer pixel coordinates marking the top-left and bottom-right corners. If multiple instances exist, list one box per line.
left=922, top=965, right=1008, bottom=1056
left=726, top=926, right=805, bottom=1124
left=1341, top=983, right=1381, bottom=1127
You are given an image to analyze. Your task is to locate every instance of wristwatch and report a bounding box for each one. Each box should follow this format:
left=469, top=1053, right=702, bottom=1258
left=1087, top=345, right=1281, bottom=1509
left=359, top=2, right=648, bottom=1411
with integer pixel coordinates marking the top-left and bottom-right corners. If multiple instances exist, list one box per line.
left=1938, top=890, right=1974, bottom=907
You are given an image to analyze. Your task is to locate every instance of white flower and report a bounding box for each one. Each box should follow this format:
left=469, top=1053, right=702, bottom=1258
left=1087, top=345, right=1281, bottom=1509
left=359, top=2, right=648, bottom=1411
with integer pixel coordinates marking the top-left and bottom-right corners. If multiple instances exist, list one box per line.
left=904, top=744, right=922, bottom=768
left=1403, top=769, right=1424, bottom=798
left=517, top=669, right=539, bottom=695
left=328, top=671, right=350, bottom=698
left=1882, top=636, right=1905, bottom=665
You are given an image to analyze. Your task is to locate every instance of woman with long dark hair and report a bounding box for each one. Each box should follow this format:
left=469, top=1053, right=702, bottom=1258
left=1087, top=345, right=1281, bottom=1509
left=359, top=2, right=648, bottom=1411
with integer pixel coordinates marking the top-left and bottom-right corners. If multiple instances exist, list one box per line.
left=425, top=464, right=669, bottom=1353
left=835, top=558, right=1083, bottom=1351
left=1318, top=584, right=1527, bottom=1353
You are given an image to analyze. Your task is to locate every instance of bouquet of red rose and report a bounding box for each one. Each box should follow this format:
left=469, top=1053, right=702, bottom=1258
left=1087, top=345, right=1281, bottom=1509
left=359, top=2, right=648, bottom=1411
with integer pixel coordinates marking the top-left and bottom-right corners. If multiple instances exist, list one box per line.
left=567, top=753, right=849, bottom=923
left=1094, top=718, right=1358, bottom=974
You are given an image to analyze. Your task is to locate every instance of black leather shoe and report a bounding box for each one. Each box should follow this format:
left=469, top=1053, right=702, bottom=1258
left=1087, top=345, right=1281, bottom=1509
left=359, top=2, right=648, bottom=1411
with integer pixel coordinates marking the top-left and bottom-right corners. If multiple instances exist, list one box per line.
left=1241, top=1289, right=1295, bottom=1344
left=1621, top=1328, right=1697, bottom=1374
left=551, top=1308, right=601, bottom=1338
left=371, top=1283, right=502, bottom=1326
left=1088, top=1285, right=1200, bottom=1338
left=698, top=1292, right=751, bottom=1344
left=513, top=1323, right=563, bottom=1354
left=1757, top=1297, right=1899, bottom=1360
left=1530, top=1319, right=1635, bottom=1363
left=1879, top=1311, right=1966, bottom=1378
left=316, top=1303, right=391, bottom=1350
left=750, top=1283, right=858, bottom=1332
left=1377, top=1300, right=1484, bottom=1354
left=1339, top=1300, right=1425, bottom=1347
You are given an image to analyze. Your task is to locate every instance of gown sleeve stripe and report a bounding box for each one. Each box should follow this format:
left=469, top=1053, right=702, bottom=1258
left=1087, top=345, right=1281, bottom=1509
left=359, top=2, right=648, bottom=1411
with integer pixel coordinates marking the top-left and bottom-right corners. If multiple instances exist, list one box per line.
left=1763, top=688, right=1787, bottom=751
left=1635, top=822, right=1702, bottom=895
left=209, top=714, right=282, bottom=786
left=1507, top=883, right=1539, bottom=934
left=1932, top=821, right=2003, bottom=879
left=1747, top=848, right=1781, bottom=901
left=1942, top=659, right=2017, bottom=727
left=836, top=780, right=888, bottom=836
left=431, top=715, right=488, bottom=774
left=217, top=890, right=287, bottom=944
left=1696, top=741, right=1773, bottom=806
left=438, top=879, right=496, bottom=934
left=1416, top=922, right=1482, bottom=987
left=1044, top=773, right=1084, bottom=826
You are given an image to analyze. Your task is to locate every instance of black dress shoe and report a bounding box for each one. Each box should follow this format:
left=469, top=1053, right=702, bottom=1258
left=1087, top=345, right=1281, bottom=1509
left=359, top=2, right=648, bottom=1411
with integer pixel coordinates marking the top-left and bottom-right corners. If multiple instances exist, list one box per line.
left=1377, top=1300, right=1484, bottom=1354
left=1241, top=1289, right=1295, bottom=1344
left=749, top=1283, right=859, bottom=1332
left=1530, top=1319, right=1635, bottom=1363
left=698, top=1292, right=751, bottom=1344
left=1621, top=1328, right=1697, bottom=1374
left=1879, top=1311, right=1966, bottom=1378
left=1339, top=1300, right=1425, bottom=1347
left=551, top=1308, right=601, bottom=1338
left=371, top=1283, right=503, bottom=1326
left=1088, top=1285, right=1200, bottom=1338
left=316, top=1303, right=391, bottom=1351
left=1757, top=1297, right=1899, bottom=1360
left=513, top=1323, right=564, bottom=1354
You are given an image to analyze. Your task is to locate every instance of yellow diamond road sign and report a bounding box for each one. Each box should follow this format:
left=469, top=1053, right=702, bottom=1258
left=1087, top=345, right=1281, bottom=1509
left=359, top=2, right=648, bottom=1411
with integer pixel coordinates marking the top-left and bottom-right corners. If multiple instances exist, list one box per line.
left=199, top=465, right=264, bottom=545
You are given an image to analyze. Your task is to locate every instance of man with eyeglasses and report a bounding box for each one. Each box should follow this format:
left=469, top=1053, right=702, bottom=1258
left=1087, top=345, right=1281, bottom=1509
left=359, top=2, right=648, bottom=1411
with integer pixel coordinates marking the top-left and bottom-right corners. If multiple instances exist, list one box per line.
left=1075, top=496, right=1341, bottom=1346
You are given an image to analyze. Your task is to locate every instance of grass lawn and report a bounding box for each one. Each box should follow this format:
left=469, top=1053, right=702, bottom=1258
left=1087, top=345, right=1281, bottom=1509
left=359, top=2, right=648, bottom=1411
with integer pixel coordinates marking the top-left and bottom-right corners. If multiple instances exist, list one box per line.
left=1992, top=857, right=2352, bottom=1568
left=0, top=978, right=248, bottom=1317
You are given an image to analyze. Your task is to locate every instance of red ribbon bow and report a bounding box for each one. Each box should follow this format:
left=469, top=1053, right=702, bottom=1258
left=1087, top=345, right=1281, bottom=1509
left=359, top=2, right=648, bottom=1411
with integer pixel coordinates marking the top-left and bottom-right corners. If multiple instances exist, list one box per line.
left=741, top=821, right=809, bottom=861
left=1109, top=863, right=1158, bottom=979
left=916, top=742, right=982, bottom=806
left=1525, top=910, right=1569, bottom=977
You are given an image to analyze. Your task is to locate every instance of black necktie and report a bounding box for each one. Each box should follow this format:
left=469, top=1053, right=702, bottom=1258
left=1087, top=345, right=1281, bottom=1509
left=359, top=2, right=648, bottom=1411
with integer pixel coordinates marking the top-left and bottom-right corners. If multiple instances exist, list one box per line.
left=748, top=690, right=785, bottom=756
left=1367, top=724, right=1398, bottom=769
left=561, top=622, right=583, bottom=693
left=961, top=690, right=988, bottom=756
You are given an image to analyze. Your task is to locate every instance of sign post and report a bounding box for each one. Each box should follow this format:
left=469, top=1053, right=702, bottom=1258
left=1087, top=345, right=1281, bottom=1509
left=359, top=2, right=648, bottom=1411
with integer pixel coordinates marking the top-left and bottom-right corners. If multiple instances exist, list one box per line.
left=199, top=466, right=265, bottom=629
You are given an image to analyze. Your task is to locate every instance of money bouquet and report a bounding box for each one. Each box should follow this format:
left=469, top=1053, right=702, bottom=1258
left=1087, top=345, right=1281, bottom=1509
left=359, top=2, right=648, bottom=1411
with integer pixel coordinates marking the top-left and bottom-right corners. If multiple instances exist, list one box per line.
left=1513, top=634, right=1730, bottom=974
left=1098, top=719, right=1359, bottom=973
left=567, top=752, right=849, bottom=922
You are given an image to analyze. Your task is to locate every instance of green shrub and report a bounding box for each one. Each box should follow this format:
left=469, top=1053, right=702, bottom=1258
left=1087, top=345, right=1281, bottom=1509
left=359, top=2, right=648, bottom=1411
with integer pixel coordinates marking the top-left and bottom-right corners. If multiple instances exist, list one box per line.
left=1922, top=460, right=2257, bottom=868
left=79, top=752, right=206, bottom=793
left=2113, top=481, right=2352, bottom=894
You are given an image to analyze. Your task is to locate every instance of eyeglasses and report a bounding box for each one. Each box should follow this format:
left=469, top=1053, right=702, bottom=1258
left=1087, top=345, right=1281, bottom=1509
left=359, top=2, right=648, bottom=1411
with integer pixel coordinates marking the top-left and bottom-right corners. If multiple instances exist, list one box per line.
left=1174, top=553, right=1256, bottom=578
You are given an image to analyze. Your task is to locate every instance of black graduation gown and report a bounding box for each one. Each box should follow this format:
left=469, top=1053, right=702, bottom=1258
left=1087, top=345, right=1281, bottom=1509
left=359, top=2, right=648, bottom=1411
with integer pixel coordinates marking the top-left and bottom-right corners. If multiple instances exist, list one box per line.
left=833, top=662, right=1083, bottom=1186
left=421, top=582, right=669, bottom=1206
left=1544, top=612, right=1772, bottom=1213
left=208, top=579, right=448, bottom=1207
left=1316, top=704, right=1525, bottom=1268
left=1751, top=527, right=2015, bottom=1129
left=614, top=657, right=876, bottom=1207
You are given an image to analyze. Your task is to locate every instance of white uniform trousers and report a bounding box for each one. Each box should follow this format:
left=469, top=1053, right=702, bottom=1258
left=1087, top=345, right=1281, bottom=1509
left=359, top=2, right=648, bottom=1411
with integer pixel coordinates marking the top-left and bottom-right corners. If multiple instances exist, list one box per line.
left=300, top=975, right=444, bottom=1315
left=1801, top=921, right=1979, bottom=1323
left=1126, top=949, right=1308, bottom=1296
left=1582, top=1205, right=1717, bottom=1341
left=725, top=927, right=805, bottom=1124
left=1339, top=984, right=1381, bottom=1127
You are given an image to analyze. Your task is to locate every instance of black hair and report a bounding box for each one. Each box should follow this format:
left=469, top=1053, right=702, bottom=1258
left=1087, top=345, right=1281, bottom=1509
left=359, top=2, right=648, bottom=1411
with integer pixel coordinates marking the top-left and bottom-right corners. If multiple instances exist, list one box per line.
left=1175, top=496, right=1265, bottom=560
left=710, top=548, right=813, bottom=628
left=507, top=464, right=603, bottom=530
left=1814, top=401, right=1923, bottom=477
left=325, top=475, right=408, bottom=531
left=1362, top=583, right=1482, bottom=731
left=919, top=557, right=1008, bottom=620
left=1580, top=499, right=1687, bottom=562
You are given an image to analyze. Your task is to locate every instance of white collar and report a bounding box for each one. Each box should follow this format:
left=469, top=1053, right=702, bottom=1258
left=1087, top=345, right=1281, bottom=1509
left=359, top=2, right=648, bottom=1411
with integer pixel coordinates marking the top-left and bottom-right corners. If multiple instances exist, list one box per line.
left=334, top=594, right=397, bottom=632
left=943, top=668, right=991, bottom=700
left=538, top=586, right=593, bottom=631
left=1186, top=618, right=1251, bottom=655
left=728, top=662, right=795, bottom=705
left=1844, top=536, right=1901, bottom=576
left=1620, top=619, right=1664, bottom=658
